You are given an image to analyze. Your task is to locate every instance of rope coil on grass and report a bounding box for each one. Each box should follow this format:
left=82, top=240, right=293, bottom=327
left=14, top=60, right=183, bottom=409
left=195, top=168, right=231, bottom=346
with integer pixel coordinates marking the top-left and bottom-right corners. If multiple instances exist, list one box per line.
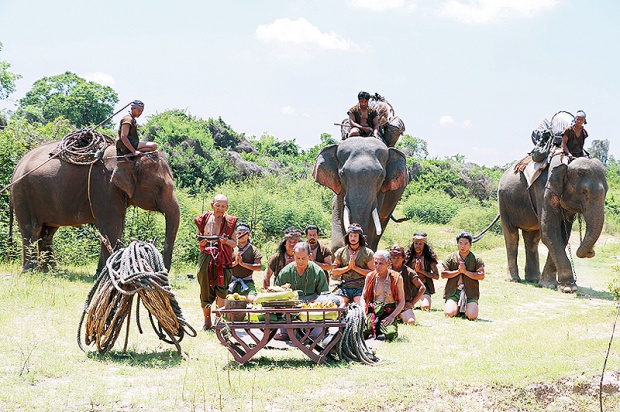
left=77, top=241, right=196, bottom=355
left=336, top=303, right=380, bottom=365
left=53, top=128, right=114, bottom=165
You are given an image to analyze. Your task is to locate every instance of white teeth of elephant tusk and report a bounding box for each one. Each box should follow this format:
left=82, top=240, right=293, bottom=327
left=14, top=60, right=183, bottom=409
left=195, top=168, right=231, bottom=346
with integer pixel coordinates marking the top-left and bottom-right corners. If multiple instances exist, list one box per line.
left=343, top=206, right=351, bottom=231
left=372, top=208, right=382, bottom=236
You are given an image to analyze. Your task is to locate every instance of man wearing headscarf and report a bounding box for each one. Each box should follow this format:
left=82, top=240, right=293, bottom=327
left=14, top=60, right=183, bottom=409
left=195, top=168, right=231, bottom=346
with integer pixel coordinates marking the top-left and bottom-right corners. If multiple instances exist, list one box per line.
left=561, top=110, right=589, bottom=160
left=263, top=227, right=301, bottom=289
left=116, top=100, right=158, bottom=157
left=404, top=233, right=440, bottom=311
left=229, top=223, right=262, bottom=303
left=332, top=223, right=375, bottom=306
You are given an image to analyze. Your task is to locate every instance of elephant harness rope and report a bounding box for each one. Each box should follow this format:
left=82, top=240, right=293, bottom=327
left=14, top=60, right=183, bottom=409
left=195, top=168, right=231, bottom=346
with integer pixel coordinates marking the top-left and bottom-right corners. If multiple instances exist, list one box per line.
left=336, top=303, right=380, bottom=365
left=77, top=241, right=197, bottom=356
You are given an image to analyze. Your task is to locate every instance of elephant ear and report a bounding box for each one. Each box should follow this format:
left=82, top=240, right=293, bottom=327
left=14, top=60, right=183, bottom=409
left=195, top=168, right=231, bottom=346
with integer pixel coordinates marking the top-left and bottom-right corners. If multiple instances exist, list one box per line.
left=312, top=144, right=342, bottom=195
left=111, top=162, right=137, bottom=198
left=546, top=162, right=567, bottom=198
left=381, top=147, right=409, bottom=193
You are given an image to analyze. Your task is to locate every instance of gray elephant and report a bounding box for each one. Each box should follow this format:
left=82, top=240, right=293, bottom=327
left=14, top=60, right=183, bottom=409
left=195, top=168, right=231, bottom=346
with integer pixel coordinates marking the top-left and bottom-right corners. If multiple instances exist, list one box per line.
left=313, top=136, right=409, bottom=251
left=497, top=157, right=607, bottom=291
left=10, top=142, right=180, bottom=272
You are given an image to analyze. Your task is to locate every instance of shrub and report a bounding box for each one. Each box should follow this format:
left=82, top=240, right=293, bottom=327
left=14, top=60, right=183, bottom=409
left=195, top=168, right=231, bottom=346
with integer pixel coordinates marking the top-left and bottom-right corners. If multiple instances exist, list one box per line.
left=450, top=201, right=502, bottom=236
left=403, top=190, right=461, bottom=224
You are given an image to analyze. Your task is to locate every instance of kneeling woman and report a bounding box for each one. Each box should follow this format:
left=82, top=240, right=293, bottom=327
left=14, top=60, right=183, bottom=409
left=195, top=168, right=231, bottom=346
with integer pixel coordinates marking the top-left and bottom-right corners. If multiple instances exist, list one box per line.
left=360, top=250, right=405, bottom=341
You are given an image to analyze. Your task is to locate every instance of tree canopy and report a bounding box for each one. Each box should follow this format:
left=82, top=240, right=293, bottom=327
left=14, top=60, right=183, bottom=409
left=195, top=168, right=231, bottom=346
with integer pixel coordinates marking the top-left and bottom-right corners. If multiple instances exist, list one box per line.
left=0, top=41, right=21, bottom=101
left=18, top=71, right=118, bottom=128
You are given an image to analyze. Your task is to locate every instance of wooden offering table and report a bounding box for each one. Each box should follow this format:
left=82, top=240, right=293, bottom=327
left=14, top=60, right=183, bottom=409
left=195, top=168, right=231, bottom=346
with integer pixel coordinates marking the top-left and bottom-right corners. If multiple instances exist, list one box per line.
left=213, top=306, right=346, bottom=365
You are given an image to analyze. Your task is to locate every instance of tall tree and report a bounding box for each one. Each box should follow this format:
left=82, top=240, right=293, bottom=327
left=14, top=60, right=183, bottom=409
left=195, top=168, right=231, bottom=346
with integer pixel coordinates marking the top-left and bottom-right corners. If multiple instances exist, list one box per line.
left=0, top=41, right=21, bottom=101
left=589, top=139, right=610, bottom=165
left=18, top=71, right=118, bottom=128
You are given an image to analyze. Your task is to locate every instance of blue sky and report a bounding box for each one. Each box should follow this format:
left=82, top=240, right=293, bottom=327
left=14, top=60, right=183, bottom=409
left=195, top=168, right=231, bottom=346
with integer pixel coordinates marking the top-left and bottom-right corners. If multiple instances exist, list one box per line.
left=1, top=0, right=618, bottom=166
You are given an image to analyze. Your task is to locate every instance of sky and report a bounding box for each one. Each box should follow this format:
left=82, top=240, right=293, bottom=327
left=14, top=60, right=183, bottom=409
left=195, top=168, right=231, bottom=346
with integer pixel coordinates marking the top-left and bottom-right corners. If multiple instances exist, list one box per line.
left=0, top=0, right=618, bottom=167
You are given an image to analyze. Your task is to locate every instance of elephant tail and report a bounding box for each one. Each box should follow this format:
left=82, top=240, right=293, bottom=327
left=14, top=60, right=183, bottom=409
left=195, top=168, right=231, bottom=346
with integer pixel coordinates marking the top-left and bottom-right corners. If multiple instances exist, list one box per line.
left=390, top=214, right=409, bottom=223
left=472, top=214, right=500, bottom=243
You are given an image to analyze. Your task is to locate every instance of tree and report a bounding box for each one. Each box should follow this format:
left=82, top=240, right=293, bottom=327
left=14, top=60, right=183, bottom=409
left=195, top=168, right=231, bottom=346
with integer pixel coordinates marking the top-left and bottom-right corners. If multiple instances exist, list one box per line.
left=396, top=134, right=428, bottom=159
left=18, top=71, right=118, bottom=128
left=589, top=139, right=610, bottom=165
left=0, top=41, right=21, bottom=100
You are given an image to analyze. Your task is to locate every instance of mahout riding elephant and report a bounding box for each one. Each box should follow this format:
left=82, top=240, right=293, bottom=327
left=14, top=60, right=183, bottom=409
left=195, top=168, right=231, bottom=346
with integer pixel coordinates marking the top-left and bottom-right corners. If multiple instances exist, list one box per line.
left=497, top=157, right=607, bottom=291
left=313, top=136, right=409, bottom=251
left=10, top=142, right=180, bottom=272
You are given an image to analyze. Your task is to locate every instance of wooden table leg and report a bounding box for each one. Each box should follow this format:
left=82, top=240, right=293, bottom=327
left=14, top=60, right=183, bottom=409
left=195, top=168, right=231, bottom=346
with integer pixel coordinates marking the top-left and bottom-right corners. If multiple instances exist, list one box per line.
left=216, top=327, right=278, bottom=364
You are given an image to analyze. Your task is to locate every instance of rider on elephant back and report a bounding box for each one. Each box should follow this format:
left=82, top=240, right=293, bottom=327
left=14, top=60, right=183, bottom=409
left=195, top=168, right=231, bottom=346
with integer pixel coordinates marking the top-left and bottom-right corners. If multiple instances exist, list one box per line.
left=116, top=100, right=158, bottom=157
left=194, top=194, right=238, bottom=330
left=347, top=91, right=380, bottom=139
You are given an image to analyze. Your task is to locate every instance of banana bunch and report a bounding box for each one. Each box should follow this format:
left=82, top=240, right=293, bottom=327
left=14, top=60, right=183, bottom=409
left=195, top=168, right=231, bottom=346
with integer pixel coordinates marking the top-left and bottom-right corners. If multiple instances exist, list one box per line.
left=226, top=293, right=247, bottom=301
left=301, top=300, right=337, bottom=309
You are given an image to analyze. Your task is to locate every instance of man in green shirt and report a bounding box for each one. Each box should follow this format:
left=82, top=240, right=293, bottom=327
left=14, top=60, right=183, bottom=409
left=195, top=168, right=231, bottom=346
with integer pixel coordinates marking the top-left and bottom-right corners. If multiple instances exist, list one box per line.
left=276, top=242, right=329, bottom=302
left=441, top=232, right=485, bottom=321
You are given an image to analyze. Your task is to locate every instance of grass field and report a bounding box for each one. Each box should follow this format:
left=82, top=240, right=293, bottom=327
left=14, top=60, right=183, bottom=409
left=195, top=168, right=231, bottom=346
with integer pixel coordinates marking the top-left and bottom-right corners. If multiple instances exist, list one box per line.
left=1, top=222, right=620, bottom=411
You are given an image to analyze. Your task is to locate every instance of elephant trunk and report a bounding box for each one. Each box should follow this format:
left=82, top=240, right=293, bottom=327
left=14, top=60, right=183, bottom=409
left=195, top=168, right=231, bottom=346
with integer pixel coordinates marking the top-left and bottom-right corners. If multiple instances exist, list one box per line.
left=161, top=196, right=181, bottom=270
left=576, top=205, right=604, bottom=259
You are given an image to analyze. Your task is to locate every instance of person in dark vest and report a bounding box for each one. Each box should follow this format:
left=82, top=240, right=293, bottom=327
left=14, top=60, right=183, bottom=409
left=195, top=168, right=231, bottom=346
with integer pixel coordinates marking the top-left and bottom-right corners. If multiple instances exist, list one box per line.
left=193, top=194, right=238, bottom=330
left=304, top=225, right=332, bottom=280
left=116, top=100, right=158, bottom=157
left=561, top=110, right=589, bottom=160
left=229, top=223, right=262, bottom=303
left=441, top=232, right=485, bottom=321
left=347, top=91, right=380, bottom=138
left=263, top=227, right=301, bottom=289
left=404, top=233, right=440, bottom=311
left=389, top=245, right=425, bottom=325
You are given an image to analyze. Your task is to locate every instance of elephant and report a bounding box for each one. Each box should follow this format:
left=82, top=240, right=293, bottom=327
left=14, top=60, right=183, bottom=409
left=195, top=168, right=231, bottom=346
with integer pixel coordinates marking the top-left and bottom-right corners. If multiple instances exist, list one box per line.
left=10, top=142, right=180, bottom=272
left=312, top=136, right=409, bottom=252
left=497, top=156, right=607, bottom=291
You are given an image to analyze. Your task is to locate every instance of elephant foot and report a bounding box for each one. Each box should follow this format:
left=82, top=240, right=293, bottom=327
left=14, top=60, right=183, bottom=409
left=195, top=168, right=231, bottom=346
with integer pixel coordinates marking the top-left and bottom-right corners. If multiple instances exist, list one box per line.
left=505, top=274, right=521, bottom=283
left=538, top=280, right=557, bottom=290
left=524, top=274, right=540, bottom=283
left=557, top=283, right=578, bottom=294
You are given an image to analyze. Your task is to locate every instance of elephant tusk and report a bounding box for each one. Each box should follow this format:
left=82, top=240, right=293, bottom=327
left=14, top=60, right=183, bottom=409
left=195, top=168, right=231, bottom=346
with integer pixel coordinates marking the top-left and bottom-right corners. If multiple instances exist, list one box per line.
left=343, top=206, right=351, bottom=231
left=372, top=208, right=382, bottom=236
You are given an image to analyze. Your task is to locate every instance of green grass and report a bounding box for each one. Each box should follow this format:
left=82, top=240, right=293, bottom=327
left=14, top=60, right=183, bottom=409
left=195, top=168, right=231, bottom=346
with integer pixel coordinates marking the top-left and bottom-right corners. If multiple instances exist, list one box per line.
left=1, top=224, right=619, bottom=411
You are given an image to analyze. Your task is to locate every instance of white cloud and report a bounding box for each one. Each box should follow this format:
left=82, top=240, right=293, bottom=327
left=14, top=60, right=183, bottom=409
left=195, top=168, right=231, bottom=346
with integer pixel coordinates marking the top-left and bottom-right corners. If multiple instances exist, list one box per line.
left=281, top=106, right=296, bottom=116
left=347, top=0, right=405, bottom=11
left=439, top=115, right=472, bottom=129
left=256, top=17, right=361, bottom=52
left=83, top=72, right=115, bottom=86
left=437, top=0, right=560, bottom=24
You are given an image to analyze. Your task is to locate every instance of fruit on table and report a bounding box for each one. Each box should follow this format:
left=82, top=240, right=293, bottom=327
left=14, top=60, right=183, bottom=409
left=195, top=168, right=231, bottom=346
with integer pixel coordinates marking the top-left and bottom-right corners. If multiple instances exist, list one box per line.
left=226, top=293, right=247, bottom=301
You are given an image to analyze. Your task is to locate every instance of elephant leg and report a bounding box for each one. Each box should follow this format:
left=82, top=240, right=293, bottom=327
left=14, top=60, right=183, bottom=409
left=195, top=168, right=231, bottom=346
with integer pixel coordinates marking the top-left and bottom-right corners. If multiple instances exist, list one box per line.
left=95, top=216, right=125, bottom=273
left=539, top=255, right=557, bottom=289
left=522, top=230, right=541, bottom=283
left=16, top=219, right=41, bottom=272
left=540, top=198, right=575, bottom=290
left=502, top=221, right=520, bottom=282
left=38, top=224, right=59, bottom=271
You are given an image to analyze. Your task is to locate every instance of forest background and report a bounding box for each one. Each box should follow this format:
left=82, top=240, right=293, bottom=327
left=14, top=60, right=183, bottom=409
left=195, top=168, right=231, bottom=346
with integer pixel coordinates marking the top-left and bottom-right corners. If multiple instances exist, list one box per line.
left=1, top=66, right=619, bottom=274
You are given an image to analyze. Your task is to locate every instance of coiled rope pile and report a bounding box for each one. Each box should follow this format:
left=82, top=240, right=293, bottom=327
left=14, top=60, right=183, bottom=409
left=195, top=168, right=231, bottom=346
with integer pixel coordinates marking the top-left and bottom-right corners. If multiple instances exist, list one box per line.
left=77, top=241, right=196, bottom=355
left=53, top=128, right=114, bottom=165
left=336, top=303, right=380, bottom=365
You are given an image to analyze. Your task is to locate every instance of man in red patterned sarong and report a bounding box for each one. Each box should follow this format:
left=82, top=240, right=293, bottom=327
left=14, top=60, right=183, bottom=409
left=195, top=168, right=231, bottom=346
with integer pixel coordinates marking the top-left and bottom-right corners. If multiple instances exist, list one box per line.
left=194, top=194, right=237, bottom=330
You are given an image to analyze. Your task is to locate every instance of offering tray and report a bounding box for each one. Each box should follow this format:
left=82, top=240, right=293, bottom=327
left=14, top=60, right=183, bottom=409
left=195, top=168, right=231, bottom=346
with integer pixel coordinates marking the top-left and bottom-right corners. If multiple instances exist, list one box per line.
left=259, top=300, right=301, bottom=308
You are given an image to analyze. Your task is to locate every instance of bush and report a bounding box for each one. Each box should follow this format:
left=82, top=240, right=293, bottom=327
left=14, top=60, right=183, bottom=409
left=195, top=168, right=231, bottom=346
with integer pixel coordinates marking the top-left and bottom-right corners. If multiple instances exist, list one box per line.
left=403, top=190, right=461, bottom=224
left=450, top=201, right=501, bottom=236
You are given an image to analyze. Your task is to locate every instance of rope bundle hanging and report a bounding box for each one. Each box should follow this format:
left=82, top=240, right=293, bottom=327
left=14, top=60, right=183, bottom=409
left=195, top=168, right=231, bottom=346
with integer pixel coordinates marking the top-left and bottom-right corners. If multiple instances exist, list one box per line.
left=336, top=303, right=380, bottom=365
left=77, top=241, right=196, bottom=355
left=54, top=128, right=114, bottom=165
